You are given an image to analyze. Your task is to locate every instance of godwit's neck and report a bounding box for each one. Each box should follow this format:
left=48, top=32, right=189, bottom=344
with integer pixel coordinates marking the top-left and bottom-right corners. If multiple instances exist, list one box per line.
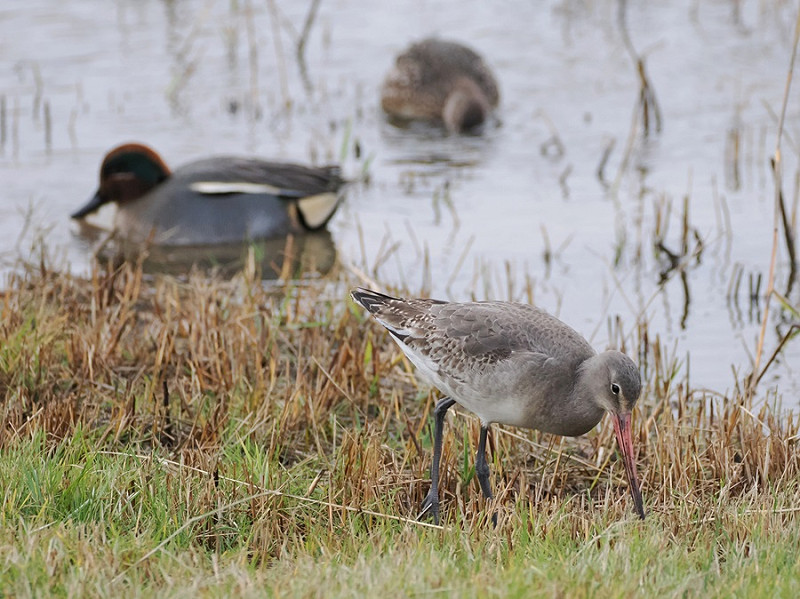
left=557, top=354, right=609, bottom=435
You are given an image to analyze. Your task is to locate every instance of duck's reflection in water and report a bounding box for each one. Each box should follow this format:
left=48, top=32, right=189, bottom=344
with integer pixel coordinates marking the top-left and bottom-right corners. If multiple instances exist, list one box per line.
left=73, top=221, right=338, bottom=281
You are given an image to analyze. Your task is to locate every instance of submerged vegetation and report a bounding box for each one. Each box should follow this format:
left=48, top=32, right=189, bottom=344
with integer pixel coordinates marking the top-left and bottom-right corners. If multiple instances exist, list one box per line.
left=0, top=257, right=798, bottom=597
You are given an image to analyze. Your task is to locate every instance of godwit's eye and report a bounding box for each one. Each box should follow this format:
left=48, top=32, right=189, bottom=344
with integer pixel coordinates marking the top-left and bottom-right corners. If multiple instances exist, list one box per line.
left=611, top=383, right=621, bottom=395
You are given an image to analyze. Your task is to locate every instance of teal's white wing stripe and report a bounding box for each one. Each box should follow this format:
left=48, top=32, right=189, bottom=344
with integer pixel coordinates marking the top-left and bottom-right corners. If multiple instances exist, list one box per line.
left=190, top=182, right=287, bottom=195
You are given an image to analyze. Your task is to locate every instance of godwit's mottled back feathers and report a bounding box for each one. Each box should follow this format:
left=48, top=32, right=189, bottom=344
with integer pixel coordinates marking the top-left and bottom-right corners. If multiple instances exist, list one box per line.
left=351, top=288, right=446, bottom=343
left=350, top=287, right=609, bottom=433
left=350, top=287, right=594, bottom=367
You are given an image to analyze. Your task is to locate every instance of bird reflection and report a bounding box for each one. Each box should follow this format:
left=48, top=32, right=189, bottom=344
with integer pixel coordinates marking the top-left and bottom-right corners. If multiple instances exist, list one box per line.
left=72, top=219, right=337, bottom=280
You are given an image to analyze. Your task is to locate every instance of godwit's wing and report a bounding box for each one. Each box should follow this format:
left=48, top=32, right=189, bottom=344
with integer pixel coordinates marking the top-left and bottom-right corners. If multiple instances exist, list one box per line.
left=351, top=288, right=595, bottom=429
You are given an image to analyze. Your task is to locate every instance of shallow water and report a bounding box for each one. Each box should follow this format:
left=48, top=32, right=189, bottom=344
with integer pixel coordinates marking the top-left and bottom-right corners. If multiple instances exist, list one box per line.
left=1, top=0, right=799, bottom=399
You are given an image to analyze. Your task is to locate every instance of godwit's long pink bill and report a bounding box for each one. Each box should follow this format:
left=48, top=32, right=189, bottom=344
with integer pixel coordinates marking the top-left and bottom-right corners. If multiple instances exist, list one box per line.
left=350, top=287, right=645, bottom=523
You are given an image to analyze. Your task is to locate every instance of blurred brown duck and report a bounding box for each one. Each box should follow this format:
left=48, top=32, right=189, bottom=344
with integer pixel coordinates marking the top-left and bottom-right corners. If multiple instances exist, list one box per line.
left=71, top=143, right=346, bottom=246
left=381, top=38, right=500, bottom=133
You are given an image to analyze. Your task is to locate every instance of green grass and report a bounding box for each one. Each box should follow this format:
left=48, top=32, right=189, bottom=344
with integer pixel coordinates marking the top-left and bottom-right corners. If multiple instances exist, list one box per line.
left=0, top=260, right=798, bottom=597
left=1, top=430, right=798, bottom=597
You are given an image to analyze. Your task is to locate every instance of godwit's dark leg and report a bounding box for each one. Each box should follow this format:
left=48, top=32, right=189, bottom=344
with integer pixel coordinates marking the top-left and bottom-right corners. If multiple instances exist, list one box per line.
left=475, top=424, right=497, bottom=525
left=420, top=396, right=456, bottom=524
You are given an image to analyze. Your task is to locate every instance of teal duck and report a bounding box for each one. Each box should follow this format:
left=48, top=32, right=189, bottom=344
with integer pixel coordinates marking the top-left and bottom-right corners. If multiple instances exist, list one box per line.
left=71, top=143, right=346, bottom=246
left=380, top=38, right=500, bottom=133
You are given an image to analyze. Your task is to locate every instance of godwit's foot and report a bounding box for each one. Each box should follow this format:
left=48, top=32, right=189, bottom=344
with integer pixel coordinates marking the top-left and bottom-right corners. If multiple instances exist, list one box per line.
left=419, top=490, right=441, bottom=524
left=487, top=509, right=498, bottom=527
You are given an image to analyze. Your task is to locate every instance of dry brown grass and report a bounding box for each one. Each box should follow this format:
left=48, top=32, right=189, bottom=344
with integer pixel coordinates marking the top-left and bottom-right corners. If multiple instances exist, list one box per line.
left=2, top=257, right=798, bottom=516
left=1, top=257, right=799, bottom=596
